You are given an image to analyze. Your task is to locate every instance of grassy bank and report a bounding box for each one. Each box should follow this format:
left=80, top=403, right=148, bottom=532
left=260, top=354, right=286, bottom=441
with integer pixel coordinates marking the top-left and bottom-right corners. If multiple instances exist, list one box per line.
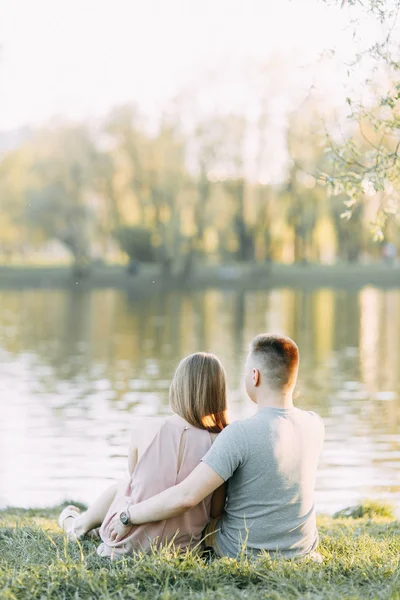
left=1, top=503, right=399, bottom=599
left=0, top=262, right=399, bottom=291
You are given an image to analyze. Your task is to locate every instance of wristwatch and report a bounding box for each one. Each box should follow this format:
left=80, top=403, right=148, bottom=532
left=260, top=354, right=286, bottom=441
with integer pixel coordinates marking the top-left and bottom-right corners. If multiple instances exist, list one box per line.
left=119, top=507, right=132, bottom=526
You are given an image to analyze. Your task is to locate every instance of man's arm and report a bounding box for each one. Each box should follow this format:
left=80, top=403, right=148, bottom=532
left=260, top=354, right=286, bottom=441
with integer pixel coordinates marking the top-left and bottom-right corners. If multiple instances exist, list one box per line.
left=130, top=462, right=223, bottom=523
left=108, top=462, right=224, bottom=542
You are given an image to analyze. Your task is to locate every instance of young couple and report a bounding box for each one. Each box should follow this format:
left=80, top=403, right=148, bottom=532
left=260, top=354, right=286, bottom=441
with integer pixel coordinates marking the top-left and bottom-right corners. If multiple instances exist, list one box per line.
left=58, top=333, right=325, bottom=560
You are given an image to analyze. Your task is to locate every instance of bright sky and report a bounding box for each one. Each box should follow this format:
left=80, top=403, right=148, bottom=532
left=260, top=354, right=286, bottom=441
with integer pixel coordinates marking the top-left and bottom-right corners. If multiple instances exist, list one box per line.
left=0, top=0, right=375, bottom=132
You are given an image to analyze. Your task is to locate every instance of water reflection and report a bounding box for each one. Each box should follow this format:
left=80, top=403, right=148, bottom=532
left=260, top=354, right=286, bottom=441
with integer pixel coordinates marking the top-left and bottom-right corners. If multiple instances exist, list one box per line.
left=0, top=287, right=399, bottom=513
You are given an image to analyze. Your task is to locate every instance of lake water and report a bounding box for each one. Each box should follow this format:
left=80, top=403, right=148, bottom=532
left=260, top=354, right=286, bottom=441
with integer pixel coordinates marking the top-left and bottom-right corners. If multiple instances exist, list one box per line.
left=0, top=286, right=399, bottom=515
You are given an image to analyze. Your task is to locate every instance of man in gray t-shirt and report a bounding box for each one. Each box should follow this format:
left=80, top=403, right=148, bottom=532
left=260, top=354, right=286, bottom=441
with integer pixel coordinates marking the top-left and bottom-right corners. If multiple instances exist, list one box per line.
left=111, top=334, right=324, bottom=559
left=202, top=405, right=324, bottom=558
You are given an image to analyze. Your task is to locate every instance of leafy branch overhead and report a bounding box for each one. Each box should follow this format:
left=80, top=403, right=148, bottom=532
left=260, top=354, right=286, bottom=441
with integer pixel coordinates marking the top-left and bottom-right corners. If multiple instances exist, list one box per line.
left=322, top=0, right=400, bottom=239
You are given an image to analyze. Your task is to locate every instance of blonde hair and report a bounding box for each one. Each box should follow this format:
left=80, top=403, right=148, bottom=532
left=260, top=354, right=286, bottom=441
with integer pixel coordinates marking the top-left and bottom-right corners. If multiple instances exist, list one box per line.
left=169, top=352, right=228, bottom=433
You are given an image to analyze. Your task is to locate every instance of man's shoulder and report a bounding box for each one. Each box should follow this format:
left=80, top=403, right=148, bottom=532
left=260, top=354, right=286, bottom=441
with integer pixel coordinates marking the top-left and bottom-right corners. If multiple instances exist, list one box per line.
left=213, top=419, right=248, bottom=448
left=227, top=415, right=259, bottom=432
left=296, top=408, right=324, bottom=427
left=221, top=419, right=245, bottom=436
left=226, top=414, right=263, bottom=439
left=294, top=408, right=325, bottom=444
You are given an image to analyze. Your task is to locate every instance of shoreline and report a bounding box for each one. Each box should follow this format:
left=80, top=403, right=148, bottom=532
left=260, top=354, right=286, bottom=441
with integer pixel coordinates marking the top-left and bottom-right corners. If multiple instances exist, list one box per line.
left=0, top=262, right=399, bottom=291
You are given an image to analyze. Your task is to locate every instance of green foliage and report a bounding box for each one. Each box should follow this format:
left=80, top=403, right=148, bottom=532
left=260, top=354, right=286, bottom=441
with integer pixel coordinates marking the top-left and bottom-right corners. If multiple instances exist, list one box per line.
left=115, top=226, right=156, bottom=263
left=322, top=0, right=400, bottom=239
left=333, top=501, right=396, bottom=520
left=324, top=102, right=400, bottom=241
left=0, top=504, right=399, bottom=599
left=0, top=125, right=99, bottom=265
left=329, top=1, right=399, bottom=22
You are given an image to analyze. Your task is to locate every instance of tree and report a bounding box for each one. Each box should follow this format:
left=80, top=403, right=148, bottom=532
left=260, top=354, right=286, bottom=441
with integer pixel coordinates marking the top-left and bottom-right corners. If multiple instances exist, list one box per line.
left=115, top=226, right=155, bottom=270
left=0, top=124, right=101, bottom=270
left=284, top=106, right=331, bottom=263
left=178, top=118, right=222, bottom=277
left=25, top=125, right=98, bottom=271
left=331, top=195, right=365, bottom=261
left=322, top=0, right=400, bottom=239
left=104, top=106, right=192, bottom=276
left=0, top=147, right=31, bottom=259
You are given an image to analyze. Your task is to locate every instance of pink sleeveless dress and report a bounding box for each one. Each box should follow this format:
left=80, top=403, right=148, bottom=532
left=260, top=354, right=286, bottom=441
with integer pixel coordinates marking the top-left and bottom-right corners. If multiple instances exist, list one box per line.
left=97, top=414, right=213, bottom=557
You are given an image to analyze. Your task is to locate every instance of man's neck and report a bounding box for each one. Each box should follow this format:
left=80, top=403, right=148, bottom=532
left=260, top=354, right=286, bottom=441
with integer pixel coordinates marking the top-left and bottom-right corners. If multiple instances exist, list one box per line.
left=256, top=388, right=294, bottom=410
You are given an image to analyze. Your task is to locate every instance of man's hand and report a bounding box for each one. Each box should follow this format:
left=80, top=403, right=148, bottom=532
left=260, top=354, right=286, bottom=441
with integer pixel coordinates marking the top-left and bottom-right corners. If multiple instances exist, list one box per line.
left=108, top=515, right=133, bottom=543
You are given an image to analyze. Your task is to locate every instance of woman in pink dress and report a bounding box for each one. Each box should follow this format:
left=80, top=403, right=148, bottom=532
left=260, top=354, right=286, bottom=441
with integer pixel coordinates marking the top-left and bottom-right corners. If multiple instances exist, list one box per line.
left=58, top=352, right=228, bottom=557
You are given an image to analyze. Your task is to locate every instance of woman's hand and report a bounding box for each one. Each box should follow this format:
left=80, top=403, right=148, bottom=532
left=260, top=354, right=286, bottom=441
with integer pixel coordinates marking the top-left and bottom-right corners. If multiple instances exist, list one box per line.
left=108, top=515, right=132, bottom=543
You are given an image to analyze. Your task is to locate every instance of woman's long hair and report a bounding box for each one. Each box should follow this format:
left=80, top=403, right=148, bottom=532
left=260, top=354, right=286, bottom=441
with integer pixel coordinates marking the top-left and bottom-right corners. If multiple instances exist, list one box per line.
left=169, top=352, right=228, bottom=433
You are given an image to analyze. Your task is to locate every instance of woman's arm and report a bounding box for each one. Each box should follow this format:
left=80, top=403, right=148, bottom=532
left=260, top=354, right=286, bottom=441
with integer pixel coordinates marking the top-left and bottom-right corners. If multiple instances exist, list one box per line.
left=210, top=482, right=226, bottom=519
left=127, top=429, right=139, bottom=476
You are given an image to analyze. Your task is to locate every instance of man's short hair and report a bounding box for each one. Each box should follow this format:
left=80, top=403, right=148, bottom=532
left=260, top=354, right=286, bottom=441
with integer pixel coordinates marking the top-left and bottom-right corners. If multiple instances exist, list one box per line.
left=250, top=334, right=299, bottom=390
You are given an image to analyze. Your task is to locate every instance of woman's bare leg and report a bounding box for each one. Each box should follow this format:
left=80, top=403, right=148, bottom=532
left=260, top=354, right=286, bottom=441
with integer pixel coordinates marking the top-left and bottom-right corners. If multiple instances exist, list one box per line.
left=72, top=483, right=119, bottom=537
left=61, top=477, right=130, bottom=539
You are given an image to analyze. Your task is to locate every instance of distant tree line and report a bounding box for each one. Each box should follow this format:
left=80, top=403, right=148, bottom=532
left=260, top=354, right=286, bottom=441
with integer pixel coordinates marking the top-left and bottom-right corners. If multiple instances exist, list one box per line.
left=0, top=101, right=397, bottom=277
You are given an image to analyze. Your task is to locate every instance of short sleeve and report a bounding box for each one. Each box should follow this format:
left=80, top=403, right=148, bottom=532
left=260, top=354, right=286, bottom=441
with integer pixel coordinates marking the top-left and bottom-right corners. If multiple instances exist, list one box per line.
left=201, top=422, right=247, bottom=481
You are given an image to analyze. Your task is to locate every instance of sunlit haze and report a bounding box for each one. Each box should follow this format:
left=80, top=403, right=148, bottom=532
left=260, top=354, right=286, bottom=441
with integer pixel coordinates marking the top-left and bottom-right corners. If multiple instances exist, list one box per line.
left=0, top=0, right=379, bottom=131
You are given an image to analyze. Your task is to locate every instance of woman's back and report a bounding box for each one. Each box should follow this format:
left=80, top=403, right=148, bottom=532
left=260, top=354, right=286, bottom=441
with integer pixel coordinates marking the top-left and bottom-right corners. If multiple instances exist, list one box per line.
left=98, top=414, right=213, bottom=557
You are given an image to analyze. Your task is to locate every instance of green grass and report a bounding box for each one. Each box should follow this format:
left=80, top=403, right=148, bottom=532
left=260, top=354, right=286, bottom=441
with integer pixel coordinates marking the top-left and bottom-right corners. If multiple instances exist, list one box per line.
left=1, top=504, right=399, bottom=599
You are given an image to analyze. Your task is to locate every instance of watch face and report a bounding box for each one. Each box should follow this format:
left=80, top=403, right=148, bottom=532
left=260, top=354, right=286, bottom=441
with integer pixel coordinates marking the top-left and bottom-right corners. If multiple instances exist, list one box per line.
left=120, top=511, right=130, bottom=525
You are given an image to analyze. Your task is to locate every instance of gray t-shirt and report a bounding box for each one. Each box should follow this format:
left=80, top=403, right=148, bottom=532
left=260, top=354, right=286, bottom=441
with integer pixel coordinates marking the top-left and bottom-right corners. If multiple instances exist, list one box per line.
left=202, top=406, right=324, bottom=558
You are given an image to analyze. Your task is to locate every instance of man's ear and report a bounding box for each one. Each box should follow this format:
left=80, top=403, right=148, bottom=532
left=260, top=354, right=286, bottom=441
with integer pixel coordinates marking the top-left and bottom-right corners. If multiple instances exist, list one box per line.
left=252, top=368, right=260, bottom=386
